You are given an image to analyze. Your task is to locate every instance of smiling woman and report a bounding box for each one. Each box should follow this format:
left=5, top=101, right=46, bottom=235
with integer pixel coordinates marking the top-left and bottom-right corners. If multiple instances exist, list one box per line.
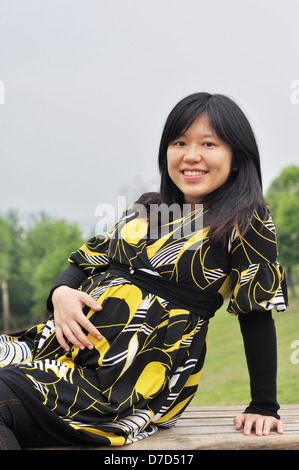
left=166, top=113, right=233, bottom=208
left=158, top=93, right=265, bottom=245
left=0, top=92, right=288, bottom=449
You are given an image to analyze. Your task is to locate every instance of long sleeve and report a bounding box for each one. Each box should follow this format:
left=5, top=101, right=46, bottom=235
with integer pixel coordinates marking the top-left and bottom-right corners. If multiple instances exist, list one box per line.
left=46, top=264, right=88, bottom=313
left=226, top=208, right=288, bottom=419
left=227, top=209, right=288, bottom=315
left=238, top=310, right=280, bottom=419
left=46, top=234, right=111, bottom=313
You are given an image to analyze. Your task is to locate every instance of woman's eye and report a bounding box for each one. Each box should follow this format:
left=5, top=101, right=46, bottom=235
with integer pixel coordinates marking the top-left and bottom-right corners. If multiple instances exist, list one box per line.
left=174, top=141, right=185, bottom=147
left=203, top=142, right=215, bottom=148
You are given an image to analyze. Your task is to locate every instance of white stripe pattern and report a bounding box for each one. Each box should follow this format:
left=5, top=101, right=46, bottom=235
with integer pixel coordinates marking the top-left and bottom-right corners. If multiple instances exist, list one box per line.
left=37, top=320, right=56, bottom=350
left=204, top=268, right=225, bottom=282
left=240, top=264, right=258, bottom=284
left=261, top=286, right=287, bottom=311
left=90, top=277, right=130, bottom=300
left=265, top=216, right=275, bottom=231
left=0, top=335, right=32, bottom=367
left=150, top=241, right=185, bottom=268
left=84, top=253, right=109, bottom=265
left=228, top=227, right=238, bottom=251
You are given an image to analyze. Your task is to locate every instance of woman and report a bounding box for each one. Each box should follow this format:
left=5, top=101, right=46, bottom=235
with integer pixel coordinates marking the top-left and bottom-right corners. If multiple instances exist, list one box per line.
left=0, top=92, right=287, bottom=449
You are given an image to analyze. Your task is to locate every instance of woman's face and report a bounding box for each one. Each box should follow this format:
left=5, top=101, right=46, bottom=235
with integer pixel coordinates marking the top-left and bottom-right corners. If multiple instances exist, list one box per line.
left=167, top=113, right=233, bottom=207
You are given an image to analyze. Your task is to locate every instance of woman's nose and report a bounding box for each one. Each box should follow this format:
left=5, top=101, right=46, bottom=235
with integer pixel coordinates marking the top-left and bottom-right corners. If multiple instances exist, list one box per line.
left=183, top=147, right=202, bottom=162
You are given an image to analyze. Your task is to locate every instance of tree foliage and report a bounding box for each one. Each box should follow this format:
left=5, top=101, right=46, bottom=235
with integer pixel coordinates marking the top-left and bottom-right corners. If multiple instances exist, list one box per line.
left=0, top=216, right=13, bottom=331
left=266, top=165, right=299, bottom=296
left=0, top=211, right=84, bottom=330
left=22, top=213, right=84, bottom=318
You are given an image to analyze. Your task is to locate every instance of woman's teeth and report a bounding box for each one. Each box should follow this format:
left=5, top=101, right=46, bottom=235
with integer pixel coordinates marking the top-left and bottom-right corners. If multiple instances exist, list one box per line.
left=183, top=170, right=207, bottom=176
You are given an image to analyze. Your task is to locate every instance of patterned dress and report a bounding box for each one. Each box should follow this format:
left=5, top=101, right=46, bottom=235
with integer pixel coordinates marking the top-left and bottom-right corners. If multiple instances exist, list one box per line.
left=0, top=206, right=287, bottom=446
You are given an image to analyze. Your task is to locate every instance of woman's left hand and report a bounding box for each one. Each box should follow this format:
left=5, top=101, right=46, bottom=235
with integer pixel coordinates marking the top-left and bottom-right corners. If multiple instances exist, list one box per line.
left=234, top=413, right=283, bottom=436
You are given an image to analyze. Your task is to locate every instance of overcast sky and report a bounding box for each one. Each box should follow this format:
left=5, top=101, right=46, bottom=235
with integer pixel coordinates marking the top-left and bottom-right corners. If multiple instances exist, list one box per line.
left=0, top=0, right=298, bottom=235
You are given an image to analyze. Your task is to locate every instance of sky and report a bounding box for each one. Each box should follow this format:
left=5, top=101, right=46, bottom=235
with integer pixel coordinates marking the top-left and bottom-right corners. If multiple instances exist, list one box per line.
left=0, top=0, right=298, bottom=236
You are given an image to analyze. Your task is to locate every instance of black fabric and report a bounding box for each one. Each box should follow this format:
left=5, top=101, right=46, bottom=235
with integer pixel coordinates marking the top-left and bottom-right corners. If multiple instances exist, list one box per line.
left=0, top=377, right=79, bottom=450
left=108, top=261, right=223, bottom=319
left=47, top=264, right=281, bottom=419
left=238, top=311, right=280, bottom=419
left=0, top=369, right=93, bottom=449
left=0, top=379, right=23, bottom=450
left=47, top=262, right=223, bottom=319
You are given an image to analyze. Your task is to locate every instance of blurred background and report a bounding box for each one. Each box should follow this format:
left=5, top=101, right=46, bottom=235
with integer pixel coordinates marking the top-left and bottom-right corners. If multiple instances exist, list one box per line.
left=0, top=0, right=298, bottom=405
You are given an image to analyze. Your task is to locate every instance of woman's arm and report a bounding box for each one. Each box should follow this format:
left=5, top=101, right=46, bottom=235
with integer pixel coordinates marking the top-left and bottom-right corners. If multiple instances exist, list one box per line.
left=46, top=264, right=89, bottom=313
left=234, top=311, right=283, bottom=435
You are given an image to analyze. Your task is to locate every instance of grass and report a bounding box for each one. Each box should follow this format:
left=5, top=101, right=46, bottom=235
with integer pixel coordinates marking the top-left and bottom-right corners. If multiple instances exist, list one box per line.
left=192, top=295, right=299, bottom=406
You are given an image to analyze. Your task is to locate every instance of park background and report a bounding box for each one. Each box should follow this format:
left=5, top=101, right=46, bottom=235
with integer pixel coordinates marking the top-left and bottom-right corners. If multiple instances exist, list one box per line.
left=0, top=0, right=298, bottom=407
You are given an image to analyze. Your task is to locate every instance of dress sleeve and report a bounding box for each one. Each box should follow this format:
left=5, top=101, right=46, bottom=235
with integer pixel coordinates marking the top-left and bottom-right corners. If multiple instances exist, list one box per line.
left=68, top=235, right=110, bottom=276
left=227, top=209, right=288, bottom=315
left=46, top=235, right=111, bottom=313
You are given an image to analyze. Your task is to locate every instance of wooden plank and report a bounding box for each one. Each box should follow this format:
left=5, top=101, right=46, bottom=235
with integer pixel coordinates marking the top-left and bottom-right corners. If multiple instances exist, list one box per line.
left=97, top=405, right=299, bottom=450
left=24, top=405, right=299, bottom=451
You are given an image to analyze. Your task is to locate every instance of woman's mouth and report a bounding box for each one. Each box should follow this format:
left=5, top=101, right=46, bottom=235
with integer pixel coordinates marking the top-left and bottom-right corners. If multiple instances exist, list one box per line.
left=182, top=170, right=208, bottom=179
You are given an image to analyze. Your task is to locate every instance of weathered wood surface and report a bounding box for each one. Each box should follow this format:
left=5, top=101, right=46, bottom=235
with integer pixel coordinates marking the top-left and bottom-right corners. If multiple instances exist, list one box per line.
left=26, top=405, right=299, bottom=451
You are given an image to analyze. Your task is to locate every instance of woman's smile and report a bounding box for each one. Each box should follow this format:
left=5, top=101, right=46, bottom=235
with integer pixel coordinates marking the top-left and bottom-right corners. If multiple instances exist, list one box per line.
left=167, top=113, right=233, bottom=206
left=181, top=169, right=209, bottom=179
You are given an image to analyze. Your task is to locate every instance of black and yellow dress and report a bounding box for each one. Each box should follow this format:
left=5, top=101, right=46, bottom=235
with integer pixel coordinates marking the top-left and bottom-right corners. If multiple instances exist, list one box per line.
left=0, top=205, right=287, bottom=446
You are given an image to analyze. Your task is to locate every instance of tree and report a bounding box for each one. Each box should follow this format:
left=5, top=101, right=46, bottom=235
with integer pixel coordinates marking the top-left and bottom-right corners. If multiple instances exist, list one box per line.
left=0, top=217, right=12, bottom=331
left=21, top=213, right=84, bottom=320
left=0, top=211, right=85, bottom=330
left=266, top=165, right=299, bottom=297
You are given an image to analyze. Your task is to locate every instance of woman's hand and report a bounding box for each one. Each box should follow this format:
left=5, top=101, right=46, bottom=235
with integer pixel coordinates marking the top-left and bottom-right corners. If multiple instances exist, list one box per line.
left=52, top=285, right=103, bottom=351
left=234, top=413, right=283, bottom=436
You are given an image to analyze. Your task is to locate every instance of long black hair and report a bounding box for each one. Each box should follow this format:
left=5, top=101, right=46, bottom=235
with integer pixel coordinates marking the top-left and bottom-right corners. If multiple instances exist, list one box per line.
left=155, top=92, right=267, bottom=244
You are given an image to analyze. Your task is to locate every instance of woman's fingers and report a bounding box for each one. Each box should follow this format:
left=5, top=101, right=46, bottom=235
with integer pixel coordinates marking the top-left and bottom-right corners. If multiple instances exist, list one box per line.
left=62, top=322, right=91, bottom=351
left=244, top=415, right=263, bottom=436
left=57, top=315, right=101, bottom=351
left=233, top=414, right=245, bottom=430
left=56, top=324, right=70, bottom=351
left=234, top=413, right=284, bottom=436
left=79, top=291, right=102, bottom=312
left=69, top=313, right=102, bottom=350
left=53, top=286, right=103, bottom=351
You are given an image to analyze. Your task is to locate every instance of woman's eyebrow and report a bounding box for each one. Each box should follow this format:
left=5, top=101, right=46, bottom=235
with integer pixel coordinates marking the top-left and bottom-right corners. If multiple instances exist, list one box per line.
left=201, top=133, right=217, bottom=138
left=174, top=132, right=217, bottom=139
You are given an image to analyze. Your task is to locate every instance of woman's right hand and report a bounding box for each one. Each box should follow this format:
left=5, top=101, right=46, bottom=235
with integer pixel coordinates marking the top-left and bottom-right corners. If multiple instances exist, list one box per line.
left=52, top=285, right=103, bottom=351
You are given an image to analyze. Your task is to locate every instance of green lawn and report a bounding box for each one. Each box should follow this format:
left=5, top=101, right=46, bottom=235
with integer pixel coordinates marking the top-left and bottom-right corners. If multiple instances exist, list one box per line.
left=191, top=296, right=299, bottom=406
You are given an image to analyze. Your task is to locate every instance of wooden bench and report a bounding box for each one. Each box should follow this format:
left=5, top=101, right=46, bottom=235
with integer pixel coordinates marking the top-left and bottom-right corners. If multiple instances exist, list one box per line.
left=26, top=405, right=299, bottom=451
